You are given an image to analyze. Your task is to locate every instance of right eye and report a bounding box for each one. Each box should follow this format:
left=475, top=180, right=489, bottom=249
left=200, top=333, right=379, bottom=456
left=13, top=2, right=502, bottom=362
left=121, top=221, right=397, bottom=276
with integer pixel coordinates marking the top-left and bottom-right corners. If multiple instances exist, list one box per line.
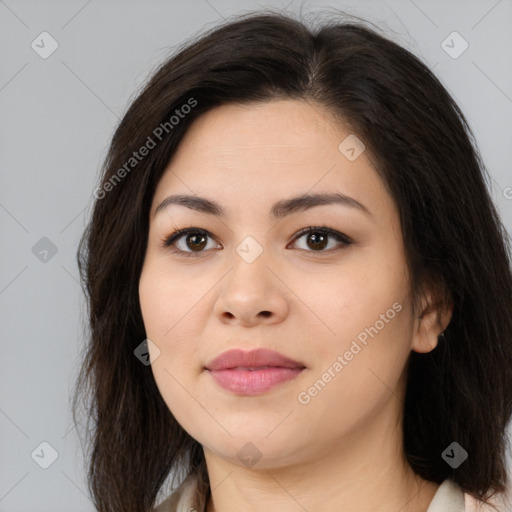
left=162, top=228, right=221, bottom=258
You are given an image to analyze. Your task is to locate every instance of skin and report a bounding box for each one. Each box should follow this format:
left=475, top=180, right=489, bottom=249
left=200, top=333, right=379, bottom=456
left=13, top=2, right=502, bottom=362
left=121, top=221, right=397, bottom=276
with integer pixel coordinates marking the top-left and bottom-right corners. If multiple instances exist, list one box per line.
left=138, top=99, right=452, bottom=512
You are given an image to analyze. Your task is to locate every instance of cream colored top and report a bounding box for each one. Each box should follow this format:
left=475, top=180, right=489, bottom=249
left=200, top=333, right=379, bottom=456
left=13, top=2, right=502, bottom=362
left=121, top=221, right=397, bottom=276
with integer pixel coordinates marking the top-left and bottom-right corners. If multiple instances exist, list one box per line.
left=153, top=472, right=466, bottom=512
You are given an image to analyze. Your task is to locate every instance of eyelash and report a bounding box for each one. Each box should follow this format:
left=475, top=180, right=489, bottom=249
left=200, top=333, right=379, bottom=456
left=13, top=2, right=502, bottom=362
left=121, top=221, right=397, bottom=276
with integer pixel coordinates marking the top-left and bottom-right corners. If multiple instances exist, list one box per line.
left=161, top=225, right=353, bottom=258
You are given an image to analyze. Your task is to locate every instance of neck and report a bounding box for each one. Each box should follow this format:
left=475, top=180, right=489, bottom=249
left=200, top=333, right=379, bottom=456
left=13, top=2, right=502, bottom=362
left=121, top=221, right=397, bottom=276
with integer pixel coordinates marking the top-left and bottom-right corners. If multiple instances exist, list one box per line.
left=205, top=455, right=439, bottom=512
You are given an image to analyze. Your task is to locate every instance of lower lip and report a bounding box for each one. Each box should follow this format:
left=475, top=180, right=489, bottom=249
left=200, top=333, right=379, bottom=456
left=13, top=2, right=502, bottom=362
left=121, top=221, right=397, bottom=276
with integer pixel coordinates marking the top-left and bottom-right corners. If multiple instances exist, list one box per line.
left=207, top=367, right=304, bottom=395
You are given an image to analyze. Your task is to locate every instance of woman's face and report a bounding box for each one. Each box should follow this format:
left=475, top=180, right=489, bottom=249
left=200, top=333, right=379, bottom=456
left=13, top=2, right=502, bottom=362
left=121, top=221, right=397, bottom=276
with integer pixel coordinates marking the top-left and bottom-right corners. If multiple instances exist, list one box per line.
left=139, top=99, right=434, bottom=469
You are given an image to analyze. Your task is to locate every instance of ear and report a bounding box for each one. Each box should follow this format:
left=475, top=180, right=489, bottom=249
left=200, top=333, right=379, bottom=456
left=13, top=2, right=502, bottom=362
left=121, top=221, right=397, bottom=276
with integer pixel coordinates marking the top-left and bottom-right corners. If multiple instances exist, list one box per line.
left=411, top=286, right=453, bottom=354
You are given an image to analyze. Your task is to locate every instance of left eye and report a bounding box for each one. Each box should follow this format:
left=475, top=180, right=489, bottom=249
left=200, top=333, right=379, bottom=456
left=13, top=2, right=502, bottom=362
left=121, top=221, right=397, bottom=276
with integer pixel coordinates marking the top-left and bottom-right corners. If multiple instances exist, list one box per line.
left=163, top=226, right=352, bottom=257
left=291, top=227, right=352, bottom=252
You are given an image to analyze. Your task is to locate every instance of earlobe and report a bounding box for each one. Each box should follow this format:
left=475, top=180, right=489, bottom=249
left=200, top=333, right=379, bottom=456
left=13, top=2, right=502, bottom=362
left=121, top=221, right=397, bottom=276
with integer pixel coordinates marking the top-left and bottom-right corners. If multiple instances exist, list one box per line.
left=422, top=331, right=445, bottom=352
left=411, top=292, right=453, bottom=354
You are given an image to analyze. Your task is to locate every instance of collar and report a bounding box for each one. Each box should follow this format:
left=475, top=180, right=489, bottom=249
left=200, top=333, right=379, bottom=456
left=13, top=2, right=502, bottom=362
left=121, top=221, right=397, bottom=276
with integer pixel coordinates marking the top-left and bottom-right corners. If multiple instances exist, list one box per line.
left=154, top=473, right=466, bottom=512
left=426, top=479, right=466, bottom=511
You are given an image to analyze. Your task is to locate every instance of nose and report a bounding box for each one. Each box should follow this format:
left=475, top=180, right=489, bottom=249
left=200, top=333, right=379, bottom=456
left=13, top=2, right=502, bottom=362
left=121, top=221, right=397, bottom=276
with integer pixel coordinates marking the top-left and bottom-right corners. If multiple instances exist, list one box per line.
left=213, top=252, right=289, bottom=327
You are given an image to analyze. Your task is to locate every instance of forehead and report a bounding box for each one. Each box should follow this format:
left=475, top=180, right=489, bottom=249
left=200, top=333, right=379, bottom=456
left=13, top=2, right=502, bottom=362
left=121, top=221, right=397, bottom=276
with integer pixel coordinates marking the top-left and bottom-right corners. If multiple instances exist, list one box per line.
left=171, top=99, right=344, bottom=160
left=152, top=99, right=394, bottom=223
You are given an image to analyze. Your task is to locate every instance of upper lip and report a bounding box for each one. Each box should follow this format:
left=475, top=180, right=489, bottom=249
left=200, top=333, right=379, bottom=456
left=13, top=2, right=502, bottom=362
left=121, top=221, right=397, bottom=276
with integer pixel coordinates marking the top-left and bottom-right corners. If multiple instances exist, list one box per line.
left=205, top=348, right=305, bottom=371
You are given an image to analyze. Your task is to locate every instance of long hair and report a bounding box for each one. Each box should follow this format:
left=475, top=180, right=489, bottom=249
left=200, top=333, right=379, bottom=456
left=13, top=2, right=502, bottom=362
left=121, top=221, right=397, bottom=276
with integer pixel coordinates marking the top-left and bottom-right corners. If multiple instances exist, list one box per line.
left=74, top=10, right=512, bottom=511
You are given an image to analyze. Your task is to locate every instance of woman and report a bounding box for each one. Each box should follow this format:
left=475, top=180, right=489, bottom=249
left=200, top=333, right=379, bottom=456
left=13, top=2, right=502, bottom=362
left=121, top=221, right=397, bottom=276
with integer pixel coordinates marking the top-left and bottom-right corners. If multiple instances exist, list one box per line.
left=74, top=11, right=512, bottom=512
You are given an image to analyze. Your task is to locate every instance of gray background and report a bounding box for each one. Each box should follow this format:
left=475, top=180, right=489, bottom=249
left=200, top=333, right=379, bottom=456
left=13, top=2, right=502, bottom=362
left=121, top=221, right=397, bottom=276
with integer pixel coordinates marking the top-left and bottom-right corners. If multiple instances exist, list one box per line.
left=1, top=0, right=511, bottom=510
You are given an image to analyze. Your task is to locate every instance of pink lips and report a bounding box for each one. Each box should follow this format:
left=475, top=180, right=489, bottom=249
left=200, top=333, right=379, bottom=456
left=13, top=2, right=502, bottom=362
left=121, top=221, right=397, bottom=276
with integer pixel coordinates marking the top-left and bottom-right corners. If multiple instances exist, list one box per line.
left=205, top=348, right=306, bottom=396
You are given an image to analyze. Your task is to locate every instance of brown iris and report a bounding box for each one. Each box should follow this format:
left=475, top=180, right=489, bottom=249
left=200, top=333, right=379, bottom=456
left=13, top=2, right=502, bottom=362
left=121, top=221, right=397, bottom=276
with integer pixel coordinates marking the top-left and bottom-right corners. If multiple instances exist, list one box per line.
left=306, top=232, right=328, bottom=251
left=186, top=233, right=208, bottom=251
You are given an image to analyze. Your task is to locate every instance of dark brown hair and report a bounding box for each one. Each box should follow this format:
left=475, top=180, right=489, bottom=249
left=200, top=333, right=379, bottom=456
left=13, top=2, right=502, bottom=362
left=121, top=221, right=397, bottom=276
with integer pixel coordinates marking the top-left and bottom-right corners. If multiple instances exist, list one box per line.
left=74, top=10, right=512, bottom=512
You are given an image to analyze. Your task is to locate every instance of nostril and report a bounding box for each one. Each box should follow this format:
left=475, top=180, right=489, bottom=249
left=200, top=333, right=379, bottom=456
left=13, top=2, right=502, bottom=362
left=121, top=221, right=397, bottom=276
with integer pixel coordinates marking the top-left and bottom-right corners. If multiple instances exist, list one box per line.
left=259, top=311, right=272, bottom=318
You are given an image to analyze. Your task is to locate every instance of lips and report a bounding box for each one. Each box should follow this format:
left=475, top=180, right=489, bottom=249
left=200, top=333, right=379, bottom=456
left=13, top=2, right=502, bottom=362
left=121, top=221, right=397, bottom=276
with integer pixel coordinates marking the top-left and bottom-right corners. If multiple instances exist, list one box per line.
left=205, top=348, right=305, bottom=371
left=204, top=348, right=306, bottom=396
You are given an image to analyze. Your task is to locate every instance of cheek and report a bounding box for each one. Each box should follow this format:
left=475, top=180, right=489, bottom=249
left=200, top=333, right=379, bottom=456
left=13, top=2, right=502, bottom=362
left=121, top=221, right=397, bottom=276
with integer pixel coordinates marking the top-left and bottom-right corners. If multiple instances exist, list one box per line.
left=139, top=260, right=205, bottom=340
left=289, top=250, right=407, bottom=339
left=294, top=300, right=411, bottom=440
left=139, top=267, right=204, bottom=427
left=292, top=251, right=412, bottom=397
left=296, top=348, right=407, bottom=444
left=138, top=264, right=202, bottom=384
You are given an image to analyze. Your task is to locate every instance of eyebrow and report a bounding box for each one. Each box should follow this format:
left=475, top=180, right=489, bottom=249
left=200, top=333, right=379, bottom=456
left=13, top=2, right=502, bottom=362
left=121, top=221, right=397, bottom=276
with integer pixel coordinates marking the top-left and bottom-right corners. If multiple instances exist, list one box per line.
left=154, top=192, right=372, bottom=219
